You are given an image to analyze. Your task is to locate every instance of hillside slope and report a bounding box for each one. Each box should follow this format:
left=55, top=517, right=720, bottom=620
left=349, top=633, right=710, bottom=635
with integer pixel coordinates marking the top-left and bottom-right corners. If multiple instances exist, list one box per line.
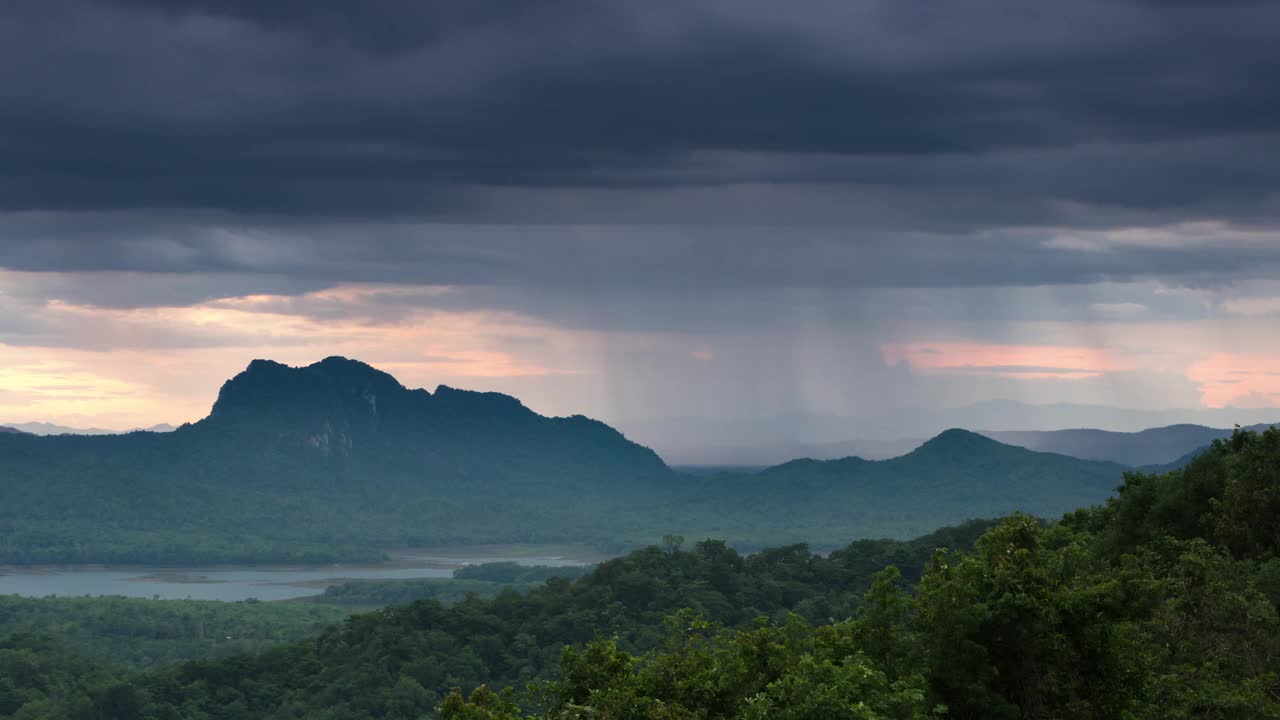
left=693, top=429, right=1126, bottom=539
left=0, top=358, right=673, bottom=563
left=983, top=422, right=1276, bottom=466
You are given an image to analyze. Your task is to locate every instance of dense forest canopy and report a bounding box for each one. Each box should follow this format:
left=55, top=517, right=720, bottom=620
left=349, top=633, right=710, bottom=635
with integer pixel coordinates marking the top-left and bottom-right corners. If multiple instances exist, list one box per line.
left=3, top=428, right=1279, bottom=718
left=0, top=596, right=351, bottom=670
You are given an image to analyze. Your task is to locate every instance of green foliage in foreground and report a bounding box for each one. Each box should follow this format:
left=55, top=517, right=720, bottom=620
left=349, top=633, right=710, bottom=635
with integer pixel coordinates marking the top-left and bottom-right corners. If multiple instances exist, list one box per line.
left=445, top=602, right=931, bottom=720
left=442, top=429, right=1280, bottom=720
left=0, top=595, right=351, bottom=669
left=0, top=635, right=131, bottom=719
left=6, top=428, right=1280, bottom=719
left=446, top=521, right=1280, bottom=720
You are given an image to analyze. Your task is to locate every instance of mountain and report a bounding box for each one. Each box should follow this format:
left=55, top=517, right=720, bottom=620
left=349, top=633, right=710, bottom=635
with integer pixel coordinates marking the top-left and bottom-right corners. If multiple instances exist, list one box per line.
left=3, top=421, right=119, bottom=435
left=1137, top=443, right=1219, bottom=474
left=14, top=357, right=669, bottom=496
left=713, top=429, right=1126, bottom=532
left=874, top=400, right=1280, bottom=438
left=0, top=360, right=1135, bottom=564
left=0, top=426, right=26, bottom=434
left=664, top=419, right=1280, bottom=470
left=3, top=421, right=177, bottom=435
left=177, top=356, right=670, bottom=495
left=623, top=402, right=1280, bottom=465
left=0, top=357, right=673, bottom=564
left=982, top=422, right=1277, bottom=466
left=2, top=417, right=175, bottom=435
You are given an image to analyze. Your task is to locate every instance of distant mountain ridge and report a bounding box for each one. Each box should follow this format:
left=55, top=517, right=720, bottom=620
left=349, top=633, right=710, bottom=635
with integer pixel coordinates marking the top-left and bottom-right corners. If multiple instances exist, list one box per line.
left=2, top=421, right=177, bottom=435
left=720, top=429, right=1126, bottom=532
left=625, top=402, right=1280, bottom=466
left=0, top=358, right=1139, bottom=563
left=982, top=422, right=1277, bottom=466
left=622, top=400, right=1280, bottom=458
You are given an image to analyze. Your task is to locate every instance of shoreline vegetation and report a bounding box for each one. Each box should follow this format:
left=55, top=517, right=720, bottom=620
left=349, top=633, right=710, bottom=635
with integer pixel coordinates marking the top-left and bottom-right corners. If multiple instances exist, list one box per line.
left=0, top=561, right=602, bottom=669
left=0, top=543, right=610, bottom=575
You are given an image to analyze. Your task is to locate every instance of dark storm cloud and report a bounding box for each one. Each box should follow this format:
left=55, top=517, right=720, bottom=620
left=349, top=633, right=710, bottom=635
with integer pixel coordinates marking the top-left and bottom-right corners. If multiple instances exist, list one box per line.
left=0, top=0, right=1278, bottom=219
left=1, top=217, right=1279, bottom=316
left=100, top=0, right=589, bottom=53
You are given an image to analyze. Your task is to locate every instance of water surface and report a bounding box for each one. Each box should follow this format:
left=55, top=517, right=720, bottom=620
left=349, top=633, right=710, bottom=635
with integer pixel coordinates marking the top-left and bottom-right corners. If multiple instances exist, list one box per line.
left=0, top=546, right=600, bottom=601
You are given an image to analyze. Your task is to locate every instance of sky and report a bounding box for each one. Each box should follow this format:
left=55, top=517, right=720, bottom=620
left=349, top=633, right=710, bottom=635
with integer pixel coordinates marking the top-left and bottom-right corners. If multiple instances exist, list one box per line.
left=1, top=0, right=1279, bottom=445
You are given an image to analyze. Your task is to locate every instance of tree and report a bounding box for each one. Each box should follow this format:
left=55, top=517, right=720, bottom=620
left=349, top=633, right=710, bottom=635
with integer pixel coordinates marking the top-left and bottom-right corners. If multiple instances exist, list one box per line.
left=440, top=685, right=522, bottom=720
left=662, top=535, right=686, bottom=556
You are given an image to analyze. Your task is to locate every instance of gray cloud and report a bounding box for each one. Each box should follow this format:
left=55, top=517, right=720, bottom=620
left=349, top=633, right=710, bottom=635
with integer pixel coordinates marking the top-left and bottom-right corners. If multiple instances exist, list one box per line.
left=2, top=219, right=1280, bottom=310
left=0, top=0, right=1276, bottom=223
left=4, top=0, right=1280, bottom=441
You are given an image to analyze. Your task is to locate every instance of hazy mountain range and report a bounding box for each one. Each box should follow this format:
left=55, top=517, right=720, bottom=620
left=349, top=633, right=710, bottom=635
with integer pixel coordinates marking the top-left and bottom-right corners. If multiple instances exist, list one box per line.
left=627, top=401, right=1280, bottom=465
left=722, top=428, right=1126, bottom=524
left=657, top=422, right=1274, bottom=469
left=0, top=356, right=1176, bottom=564
left=13, top=397, right=1279, bottom=466
left=981, top=423, right=1277, bottom=467
left=0, top=421, right=177, bottom=435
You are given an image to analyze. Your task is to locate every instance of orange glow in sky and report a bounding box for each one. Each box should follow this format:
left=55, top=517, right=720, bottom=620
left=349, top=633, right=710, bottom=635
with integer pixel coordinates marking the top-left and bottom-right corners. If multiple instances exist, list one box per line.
left=1187, top=353, right=1280, bottom=408
left=879, top=342, right=1135, bottom=380
left=2, top=276, right=1279, bottom=429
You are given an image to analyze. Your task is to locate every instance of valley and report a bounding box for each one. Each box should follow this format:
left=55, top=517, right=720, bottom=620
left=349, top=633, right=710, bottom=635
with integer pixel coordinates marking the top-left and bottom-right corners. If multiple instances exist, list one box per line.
left=2, top=359, right=1277, bottom=719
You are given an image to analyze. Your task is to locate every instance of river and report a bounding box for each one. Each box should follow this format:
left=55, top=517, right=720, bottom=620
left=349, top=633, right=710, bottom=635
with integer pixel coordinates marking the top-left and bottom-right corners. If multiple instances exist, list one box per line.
left=0, top=545, right=605, bottom=602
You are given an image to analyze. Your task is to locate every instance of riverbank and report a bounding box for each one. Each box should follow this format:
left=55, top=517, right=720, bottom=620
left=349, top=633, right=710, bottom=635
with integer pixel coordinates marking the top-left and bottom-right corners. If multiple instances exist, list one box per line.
left=0, top=544, right=609, bottom=601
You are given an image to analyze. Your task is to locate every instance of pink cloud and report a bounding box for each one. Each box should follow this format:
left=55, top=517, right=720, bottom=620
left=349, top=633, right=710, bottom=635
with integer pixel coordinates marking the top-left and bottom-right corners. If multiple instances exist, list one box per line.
left=0, top=283, right=589, bottom=428
left=1187, top=353, right=1280, bottom=408
left=880, top=342, right=1133, bottom=380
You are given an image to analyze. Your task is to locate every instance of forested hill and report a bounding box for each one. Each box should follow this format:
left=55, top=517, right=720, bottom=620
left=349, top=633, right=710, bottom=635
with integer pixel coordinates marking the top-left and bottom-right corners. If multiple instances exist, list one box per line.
left=983, top=422, right=1277, bottom=466
left=0, top=519, right=1000, bottom=719
left=0, top=358, right=675, bottom=563
left=757, top=428, right=1126, bottom=491
left=4, top=356, right=670, bottom=496
left=715, top=429, right=1126, bottom=533
left=184, top=357, right=672, bottom=494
